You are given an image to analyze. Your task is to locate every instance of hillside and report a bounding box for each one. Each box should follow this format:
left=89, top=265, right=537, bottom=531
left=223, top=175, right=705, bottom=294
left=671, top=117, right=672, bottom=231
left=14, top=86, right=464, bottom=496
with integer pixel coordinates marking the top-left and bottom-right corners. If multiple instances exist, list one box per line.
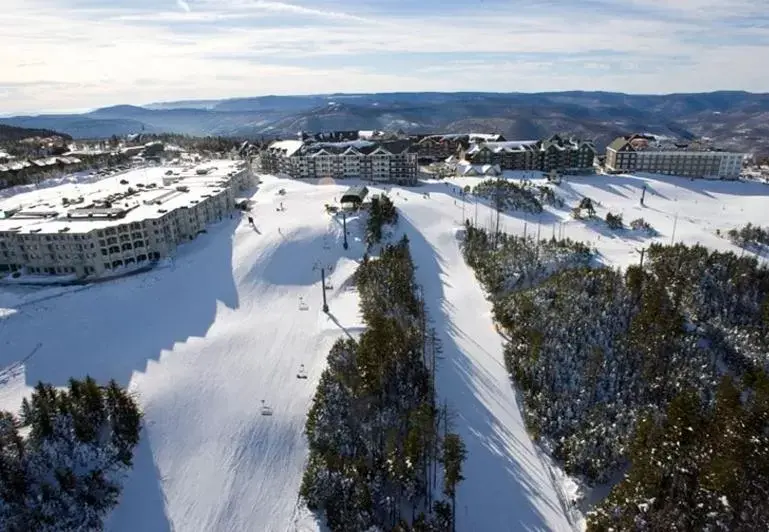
left=1, top=91, right=768, bottom=155
left=0, top=124, right=71, bottom=142
left=0, top=173, right=572, bottom=531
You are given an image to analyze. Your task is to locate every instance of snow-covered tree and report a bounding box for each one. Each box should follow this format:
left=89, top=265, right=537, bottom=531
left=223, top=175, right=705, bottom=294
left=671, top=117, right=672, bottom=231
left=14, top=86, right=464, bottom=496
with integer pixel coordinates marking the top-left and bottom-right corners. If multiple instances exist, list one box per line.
left=0, top=377, right=141, bottom=531
left=302, top=237, right=462, bottom=531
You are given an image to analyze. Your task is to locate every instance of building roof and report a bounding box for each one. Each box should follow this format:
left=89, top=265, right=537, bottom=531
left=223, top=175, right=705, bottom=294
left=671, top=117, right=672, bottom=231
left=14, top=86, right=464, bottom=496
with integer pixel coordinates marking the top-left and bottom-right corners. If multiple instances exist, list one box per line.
left=607, top=134, right=741, bottom=154
left=267, top=140, right=304, bottom=157
left=467, top=140, right=540, bottom=155
left=419, top=133, right=505, bottom=143
left=269, top=139, right=412, bottom=157
left=0, top=160, right=246, bottom=235
left=340, top=185, right=369, bottom=203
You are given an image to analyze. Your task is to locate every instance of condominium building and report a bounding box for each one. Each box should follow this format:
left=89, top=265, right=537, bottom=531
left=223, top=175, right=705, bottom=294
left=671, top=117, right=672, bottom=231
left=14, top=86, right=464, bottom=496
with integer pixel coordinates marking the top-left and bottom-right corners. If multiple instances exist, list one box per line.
left=458, top=135, right=596, bottom=173
left=605, top=134, right=745, bottom=179
left=258, top=139, right=417, bottom=184
left=415, top=133, right=507, bottom=162
left=0, top=161, right=252, bottom=279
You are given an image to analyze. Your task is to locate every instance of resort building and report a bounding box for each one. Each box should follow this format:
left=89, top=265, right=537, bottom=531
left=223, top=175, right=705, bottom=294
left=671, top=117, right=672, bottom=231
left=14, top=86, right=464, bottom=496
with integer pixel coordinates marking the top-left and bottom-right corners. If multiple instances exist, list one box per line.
left=457, top=135, right=596, bottom=173
left=258, top=139, right=417, bottom=185
left=605, top=134, right=745, bottom=179
left=0, top=161, right=252, bottom=280
left=415, top=133, right=506, bottom=162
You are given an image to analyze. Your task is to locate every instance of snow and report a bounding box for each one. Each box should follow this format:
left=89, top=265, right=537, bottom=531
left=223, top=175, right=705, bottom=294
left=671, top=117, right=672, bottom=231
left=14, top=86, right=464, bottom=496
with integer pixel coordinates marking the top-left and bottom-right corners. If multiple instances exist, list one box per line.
left=0, top=160, right=247, bottom=234
left=268, top=140, right=304, bottom=157
left=443, top=172, right=769, bottom=268
left=1, top=169, right=766, bottom=531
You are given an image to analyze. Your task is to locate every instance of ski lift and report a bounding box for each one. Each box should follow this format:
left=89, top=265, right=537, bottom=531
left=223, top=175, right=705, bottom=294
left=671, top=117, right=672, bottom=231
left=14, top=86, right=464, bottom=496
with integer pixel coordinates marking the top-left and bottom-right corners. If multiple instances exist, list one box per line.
left=260, top=400, right=273, bottom=416
left=296, top=365, right=308, bottom=379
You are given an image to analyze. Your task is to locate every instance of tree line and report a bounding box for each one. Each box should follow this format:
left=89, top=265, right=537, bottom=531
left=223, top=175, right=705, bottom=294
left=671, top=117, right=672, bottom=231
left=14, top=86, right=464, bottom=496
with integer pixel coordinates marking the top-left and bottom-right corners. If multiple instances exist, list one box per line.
left=301, top=235, right=467, bottom=531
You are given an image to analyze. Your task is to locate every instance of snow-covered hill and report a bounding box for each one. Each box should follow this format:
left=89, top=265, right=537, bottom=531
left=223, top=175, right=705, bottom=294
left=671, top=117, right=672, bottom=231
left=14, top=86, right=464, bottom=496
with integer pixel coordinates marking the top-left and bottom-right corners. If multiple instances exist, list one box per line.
left=1, top=170, right=767, bottom=531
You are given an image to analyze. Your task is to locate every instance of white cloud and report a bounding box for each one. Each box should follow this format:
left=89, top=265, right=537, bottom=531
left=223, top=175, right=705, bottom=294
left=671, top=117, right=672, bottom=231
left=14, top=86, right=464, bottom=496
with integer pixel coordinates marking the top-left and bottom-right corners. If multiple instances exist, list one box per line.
left=176, top=0, right=191, bottom=13
left=0, top=0, right=767, bottom=113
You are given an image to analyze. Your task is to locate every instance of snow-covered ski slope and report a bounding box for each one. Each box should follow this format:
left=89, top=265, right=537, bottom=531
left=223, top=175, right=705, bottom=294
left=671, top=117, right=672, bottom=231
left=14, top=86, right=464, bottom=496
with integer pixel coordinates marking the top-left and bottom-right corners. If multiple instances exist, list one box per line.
left=1, top=170, right=766, bottom=531
left=444, top=171, right=769, bottom=268
left=0, top=175, right=368, bottom=532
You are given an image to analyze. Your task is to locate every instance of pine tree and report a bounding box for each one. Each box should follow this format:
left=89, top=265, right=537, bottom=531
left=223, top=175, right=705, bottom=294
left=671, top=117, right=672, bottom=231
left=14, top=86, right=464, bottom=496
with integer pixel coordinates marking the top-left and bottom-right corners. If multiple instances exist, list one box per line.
left=441, top=433, right=466, bottom=532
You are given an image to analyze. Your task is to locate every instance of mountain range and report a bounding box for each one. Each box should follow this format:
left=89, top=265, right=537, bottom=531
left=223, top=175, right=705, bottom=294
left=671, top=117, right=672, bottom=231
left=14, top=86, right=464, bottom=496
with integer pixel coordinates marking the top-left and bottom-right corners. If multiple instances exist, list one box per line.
left=0, top=124, right=71, bottom=143
left=2, top=91, right=769, bottom=155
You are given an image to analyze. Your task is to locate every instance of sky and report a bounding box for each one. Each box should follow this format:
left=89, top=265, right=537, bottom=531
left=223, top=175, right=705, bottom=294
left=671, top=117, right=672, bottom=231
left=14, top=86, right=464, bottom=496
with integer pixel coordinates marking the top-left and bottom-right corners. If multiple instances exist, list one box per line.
left=1, top=0, right=768, bottom=114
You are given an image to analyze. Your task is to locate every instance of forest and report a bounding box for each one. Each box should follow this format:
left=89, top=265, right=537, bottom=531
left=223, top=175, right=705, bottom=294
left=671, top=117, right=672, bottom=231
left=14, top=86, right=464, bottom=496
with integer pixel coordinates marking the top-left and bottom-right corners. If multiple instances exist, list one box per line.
left=471, top=179, right=544, bottom=214
left=728, top=222, right=769, bottom=252
left=0, top=377, right=142, bottom=531
left=461, top=224, right=769, bottom=529
left=301, top=236, right=466, bottom=531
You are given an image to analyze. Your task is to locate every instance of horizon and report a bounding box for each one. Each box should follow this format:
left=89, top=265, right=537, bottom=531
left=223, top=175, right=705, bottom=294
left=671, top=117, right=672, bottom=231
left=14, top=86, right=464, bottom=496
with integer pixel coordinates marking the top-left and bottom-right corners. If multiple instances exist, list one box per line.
left=2, top=0, right=769, bottom=115
left=2, top=88, right=768, bottom=118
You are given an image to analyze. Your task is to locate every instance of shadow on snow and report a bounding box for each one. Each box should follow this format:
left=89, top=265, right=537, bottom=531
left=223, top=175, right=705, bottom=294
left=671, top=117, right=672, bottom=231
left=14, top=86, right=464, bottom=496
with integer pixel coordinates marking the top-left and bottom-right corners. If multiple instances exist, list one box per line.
left=395, top=212, right=567, bottom=531
left=0, top=216, right=244, bottom=532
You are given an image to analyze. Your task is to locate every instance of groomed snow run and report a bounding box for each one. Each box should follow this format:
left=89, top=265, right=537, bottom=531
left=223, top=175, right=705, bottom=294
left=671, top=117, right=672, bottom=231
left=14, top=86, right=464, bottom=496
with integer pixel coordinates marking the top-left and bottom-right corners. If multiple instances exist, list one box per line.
left=4, top=171, right=764, bottom=531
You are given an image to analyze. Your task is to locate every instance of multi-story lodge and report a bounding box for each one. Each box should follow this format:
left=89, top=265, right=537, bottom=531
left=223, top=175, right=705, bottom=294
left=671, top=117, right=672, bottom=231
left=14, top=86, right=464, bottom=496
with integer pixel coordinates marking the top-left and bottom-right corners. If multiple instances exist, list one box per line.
left=415, top=133, right=506, bottom=162
left=258, top=139, right=417, bottom=184
left=458, top=135, right=596, bottom=173
left=0, top=161, right=252, bottom=279
left=605, top=134, right=745, bottom=179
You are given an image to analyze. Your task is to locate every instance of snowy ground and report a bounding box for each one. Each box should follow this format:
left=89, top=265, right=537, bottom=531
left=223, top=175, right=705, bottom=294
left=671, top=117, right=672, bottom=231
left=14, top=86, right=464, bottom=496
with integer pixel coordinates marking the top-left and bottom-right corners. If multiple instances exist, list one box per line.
left=443, top=171, right=769, bottom=268
left=1, top=170, right=767, bottom=531
left=0, top=175, right=369, bottom=532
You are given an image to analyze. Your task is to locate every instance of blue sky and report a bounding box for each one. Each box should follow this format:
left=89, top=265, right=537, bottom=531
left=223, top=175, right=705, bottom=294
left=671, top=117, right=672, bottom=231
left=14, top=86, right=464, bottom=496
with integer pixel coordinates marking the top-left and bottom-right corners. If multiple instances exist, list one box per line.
left=1, top=0, right=768, bottom=114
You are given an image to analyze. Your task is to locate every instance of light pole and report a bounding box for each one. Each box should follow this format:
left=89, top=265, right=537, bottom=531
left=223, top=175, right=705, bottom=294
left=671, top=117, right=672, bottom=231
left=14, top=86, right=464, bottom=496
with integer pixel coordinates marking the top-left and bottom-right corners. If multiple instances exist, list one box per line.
left=342, top=212, right=348, bottom=250
left=321, top=268, right=329, bottom=313
left=671, top=213, right=678, bottom=245
left=636, top=247, right=646, bottom=268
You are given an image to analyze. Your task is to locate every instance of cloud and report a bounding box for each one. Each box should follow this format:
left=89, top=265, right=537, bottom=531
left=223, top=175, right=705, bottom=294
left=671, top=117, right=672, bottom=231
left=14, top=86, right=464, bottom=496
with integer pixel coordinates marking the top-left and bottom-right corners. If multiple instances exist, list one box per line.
left=0, top=0, right=767, bottom=114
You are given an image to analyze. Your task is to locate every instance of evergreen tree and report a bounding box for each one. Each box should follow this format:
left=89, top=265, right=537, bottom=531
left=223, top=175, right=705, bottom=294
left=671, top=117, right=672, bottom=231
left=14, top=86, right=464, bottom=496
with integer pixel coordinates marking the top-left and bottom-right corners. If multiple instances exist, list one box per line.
left=0, top=377, right=141, bottom=531
left=441, top=433, right=466, bottom=532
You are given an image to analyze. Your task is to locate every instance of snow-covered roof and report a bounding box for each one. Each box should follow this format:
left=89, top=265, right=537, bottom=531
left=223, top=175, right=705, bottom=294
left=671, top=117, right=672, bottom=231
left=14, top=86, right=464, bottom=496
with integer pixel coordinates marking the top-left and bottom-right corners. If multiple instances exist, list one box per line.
left=456, top=161, right=501, bottom=176
left=467, top=140, right=539, bottom=155
left=313, top=140, right=375, bottom=149
left=0, top=160, right=247, bottom=235
left=267, top=140, right=304, bottom=157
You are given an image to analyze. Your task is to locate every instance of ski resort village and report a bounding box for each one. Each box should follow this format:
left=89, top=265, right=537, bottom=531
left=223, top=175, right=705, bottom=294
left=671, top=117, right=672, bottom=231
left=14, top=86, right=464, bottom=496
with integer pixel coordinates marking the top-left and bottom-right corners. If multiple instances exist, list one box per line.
left=1, top=131, right=769, bottom=532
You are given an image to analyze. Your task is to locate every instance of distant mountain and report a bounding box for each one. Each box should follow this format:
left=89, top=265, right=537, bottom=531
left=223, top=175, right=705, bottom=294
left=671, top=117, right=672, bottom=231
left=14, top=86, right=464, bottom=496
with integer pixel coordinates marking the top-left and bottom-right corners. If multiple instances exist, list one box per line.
left=0, top=124, right=71, bottom=142
left=2, top=91, right=768, bottom=155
